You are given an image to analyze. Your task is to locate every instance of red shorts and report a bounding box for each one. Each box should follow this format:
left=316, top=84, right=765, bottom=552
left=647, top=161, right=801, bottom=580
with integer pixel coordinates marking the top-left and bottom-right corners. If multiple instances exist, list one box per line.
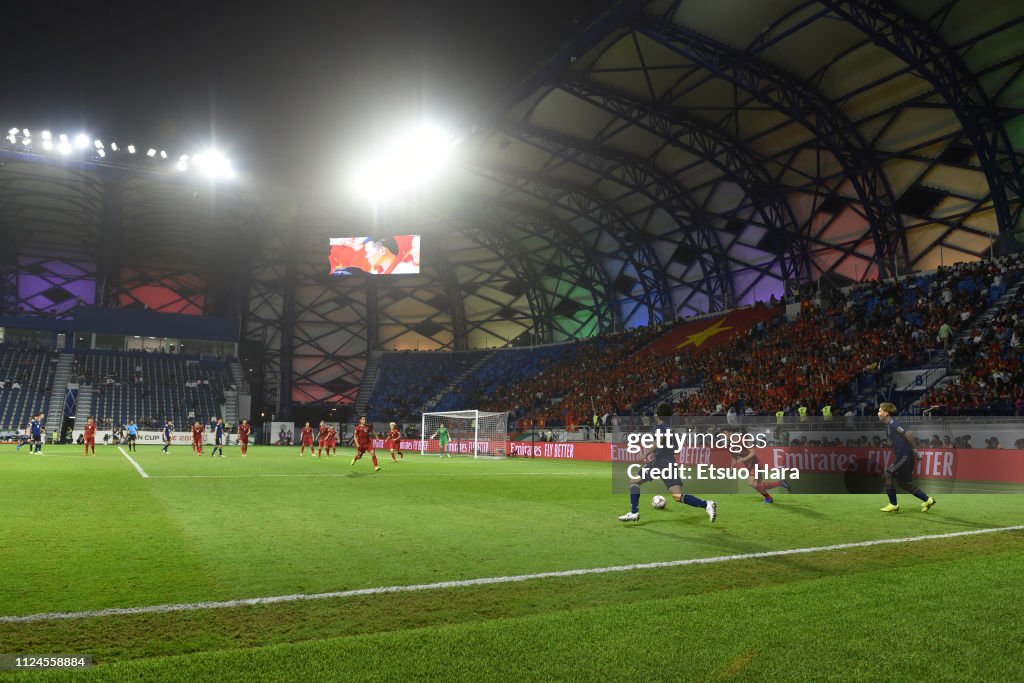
left=356, top=443, right=375, bottom=455
left=325, top=440, right=335, bottom=448
left=302, top=439, right=313, bottom=446
left=240, top=437, right=248, bottom=445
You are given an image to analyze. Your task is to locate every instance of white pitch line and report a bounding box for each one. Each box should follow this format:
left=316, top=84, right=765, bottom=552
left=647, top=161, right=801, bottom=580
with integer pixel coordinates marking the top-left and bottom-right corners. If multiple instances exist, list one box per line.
left=117, top=447, right=149, bottom=479
left=2, top=524, right=1020, bottom=625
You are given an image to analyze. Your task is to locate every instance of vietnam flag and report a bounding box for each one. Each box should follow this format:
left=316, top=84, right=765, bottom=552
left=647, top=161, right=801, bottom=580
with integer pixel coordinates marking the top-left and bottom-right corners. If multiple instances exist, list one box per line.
left=647, top=305, right=781, bottom=354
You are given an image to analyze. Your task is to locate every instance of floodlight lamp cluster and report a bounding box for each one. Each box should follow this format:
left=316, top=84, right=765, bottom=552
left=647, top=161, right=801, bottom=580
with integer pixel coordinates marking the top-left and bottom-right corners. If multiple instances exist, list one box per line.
left=351, top=124, right=459, bottom=203
left=4, top=126, right=235, bottom=180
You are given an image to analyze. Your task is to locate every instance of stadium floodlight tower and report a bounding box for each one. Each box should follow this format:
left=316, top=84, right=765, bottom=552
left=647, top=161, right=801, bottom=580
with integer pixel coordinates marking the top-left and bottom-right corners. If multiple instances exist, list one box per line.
left=422, top=410, right=509, bottom=459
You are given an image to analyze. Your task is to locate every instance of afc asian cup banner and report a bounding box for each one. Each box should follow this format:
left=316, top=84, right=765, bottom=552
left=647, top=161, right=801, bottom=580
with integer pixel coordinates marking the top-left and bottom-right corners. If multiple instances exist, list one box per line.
left=647, top=305, right=780, bottom=354
left=71, top=430, right=202, bottom=444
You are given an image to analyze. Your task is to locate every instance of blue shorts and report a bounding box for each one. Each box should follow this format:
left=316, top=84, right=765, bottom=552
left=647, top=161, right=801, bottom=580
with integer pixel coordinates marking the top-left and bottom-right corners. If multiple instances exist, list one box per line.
left=639, top=457, right=682, bottom=489
left=886, top=452, right=915, bottom=482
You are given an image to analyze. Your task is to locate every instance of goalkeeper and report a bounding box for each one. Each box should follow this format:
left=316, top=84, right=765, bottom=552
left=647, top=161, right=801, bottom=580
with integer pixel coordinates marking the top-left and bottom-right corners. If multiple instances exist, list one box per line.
left=430, top=423, right=452, bottom=458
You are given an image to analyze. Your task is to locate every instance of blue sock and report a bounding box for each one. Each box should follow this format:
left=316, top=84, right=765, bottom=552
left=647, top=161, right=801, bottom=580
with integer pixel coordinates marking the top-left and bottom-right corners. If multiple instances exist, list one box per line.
left=683, top=494, right=708, bottom=509
left=886, top=487, right=897, bottom=505
left=912, top=489, right=929, bottom=502
left=629, top=484, right=640, bottom=514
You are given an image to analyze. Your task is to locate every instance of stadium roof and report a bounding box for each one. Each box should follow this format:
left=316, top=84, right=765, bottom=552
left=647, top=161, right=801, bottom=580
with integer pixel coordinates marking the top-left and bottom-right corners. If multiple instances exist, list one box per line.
left=1, top=0, right=1022, bottom=403
left=443, top=0, right=1024, bottom=329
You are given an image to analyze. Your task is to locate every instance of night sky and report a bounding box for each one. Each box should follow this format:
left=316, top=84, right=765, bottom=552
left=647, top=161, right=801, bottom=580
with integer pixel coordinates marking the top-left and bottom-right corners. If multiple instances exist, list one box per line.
left=2, top=0, right=614, bottom=191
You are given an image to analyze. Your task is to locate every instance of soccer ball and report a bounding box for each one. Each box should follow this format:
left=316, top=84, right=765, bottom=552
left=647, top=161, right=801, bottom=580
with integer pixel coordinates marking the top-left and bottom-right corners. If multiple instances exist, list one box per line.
left=651, top=495, right=667, bottom=509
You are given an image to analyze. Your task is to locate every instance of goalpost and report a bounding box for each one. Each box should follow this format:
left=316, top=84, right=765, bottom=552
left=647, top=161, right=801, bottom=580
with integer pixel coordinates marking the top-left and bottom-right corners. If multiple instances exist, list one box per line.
left=421, top=410, right=509, bottom=458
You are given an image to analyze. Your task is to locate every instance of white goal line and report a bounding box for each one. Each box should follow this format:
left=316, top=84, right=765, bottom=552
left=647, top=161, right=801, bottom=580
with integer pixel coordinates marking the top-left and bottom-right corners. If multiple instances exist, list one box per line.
left=1, top=524, right=1020, bottom=624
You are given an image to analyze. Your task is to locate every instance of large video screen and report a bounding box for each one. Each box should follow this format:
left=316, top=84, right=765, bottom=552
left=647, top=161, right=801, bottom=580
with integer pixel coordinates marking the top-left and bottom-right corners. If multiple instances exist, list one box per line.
left=329, top=235, right=420, bottom=276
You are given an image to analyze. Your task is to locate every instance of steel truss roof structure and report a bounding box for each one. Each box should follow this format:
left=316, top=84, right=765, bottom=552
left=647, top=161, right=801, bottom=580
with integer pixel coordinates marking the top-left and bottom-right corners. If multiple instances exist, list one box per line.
left=1, top=0, right=1021, bottom=415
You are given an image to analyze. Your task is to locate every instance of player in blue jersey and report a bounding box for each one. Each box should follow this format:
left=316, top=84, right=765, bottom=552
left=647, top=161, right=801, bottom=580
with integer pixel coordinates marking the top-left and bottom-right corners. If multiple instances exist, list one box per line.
left=618, top=403, right=716, bottom=523
left=125, top=420, right=139, bottom=452
left=28, top=413, right=45, bottom=454
left=161, top=419, right=173, bottom=453
left=878, top=403, right=935, bottom=513
left=212, top=417, right=226, bottom=457
left=16, top=415, right=38, bottom=451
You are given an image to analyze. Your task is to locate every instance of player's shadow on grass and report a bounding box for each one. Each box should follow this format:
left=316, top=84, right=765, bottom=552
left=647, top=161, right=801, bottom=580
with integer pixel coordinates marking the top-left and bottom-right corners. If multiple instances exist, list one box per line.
left=629, top=519, right=780, bottom=555
left=766, top=501, right=829, bottom=519
left=912, top=513, right=1004, bottom=530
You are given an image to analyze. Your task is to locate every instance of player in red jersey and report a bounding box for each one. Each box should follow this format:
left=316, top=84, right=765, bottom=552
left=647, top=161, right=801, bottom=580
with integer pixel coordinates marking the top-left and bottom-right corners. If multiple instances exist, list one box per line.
left=238, top=419, right=251, bottom=457
left=316, top=420, right=330, bottom=458
left=723, top=426, right=790, bottom=503
left=325, top=425, right=337, bottom=456
left=191, top=421, right=205, bottom=455
left=385, top=421, right=404, bottom=461
left=350, top=415, right=380, bottom=471
left=299, top=422, right=314, bottom=456
left=83, top=415, right=97, bottom=456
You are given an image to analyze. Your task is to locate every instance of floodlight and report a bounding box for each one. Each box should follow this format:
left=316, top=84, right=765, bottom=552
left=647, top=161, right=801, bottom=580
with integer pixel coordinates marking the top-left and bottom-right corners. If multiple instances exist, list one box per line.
left=59, top=134, right=69, bottom=143
left=74, top=134, right=90, bottom=150
left=97, top=149, right=106, bottom=158
left=41, top=130, right=51, bottom=141
left=193, top=149, right=234, bottom=180
left=351, top=123, right=458, bottom=202
left=110, top=142, right=118, bottom=151
left=42, top=140, right=53, bottom=151
left=160, top=150, right=167, bottom=159
left=127, top=145, right=136, bottom=154
left=5, top=134, right=15, bottom=144
left=146, top=148, right=156, bottom=157
left=176, top=155, right=189, bottom=171
left=22, top=138, right=31, bottom=146
left=94, top=139, right=104, bottom=149
left=58, top=140, right=72, bottom=155
left=7, top=128, right=18, bottom=135
left=22, top=129, right=30, bottom=138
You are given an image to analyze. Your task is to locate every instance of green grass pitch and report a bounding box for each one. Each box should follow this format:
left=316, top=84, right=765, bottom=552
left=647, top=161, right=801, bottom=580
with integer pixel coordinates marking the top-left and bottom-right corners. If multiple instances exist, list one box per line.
left=1, top=443, right=1022, bottom=681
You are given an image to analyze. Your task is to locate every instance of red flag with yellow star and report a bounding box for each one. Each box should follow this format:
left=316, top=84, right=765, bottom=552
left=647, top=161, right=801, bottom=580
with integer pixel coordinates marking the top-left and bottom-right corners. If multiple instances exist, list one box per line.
left=647, top=305, right=781, bottom=354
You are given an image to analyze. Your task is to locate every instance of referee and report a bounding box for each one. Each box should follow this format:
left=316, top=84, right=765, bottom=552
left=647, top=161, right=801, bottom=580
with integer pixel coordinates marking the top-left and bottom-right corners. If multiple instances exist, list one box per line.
left=878, top=403, right=936, bottom=513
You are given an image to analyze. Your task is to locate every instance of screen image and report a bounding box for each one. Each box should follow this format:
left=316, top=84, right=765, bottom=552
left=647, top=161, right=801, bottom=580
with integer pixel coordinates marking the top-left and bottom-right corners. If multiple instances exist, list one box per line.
left=329, top=235, right=420, bottom=276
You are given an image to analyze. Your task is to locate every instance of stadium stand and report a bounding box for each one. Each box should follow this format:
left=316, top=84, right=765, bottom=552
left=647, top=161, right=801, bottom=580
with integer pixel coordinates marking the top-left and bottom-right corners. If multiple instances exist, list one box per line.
left=73, top=350, right=233, bottom=429
left=433, top=344, right=575, bottom=416
left=3, top=257, right=1020, bottom=437
left=0, top=343, right=55, bottom=431
left=476, top=325, right=667, bottom=426
left=365, top=350, right=489, bottom=423
left=920, top=265, right=1024, bottom=416
left=378, top=254, right=1024, bottom=424
left=672, top=255, right=1024, bottom=417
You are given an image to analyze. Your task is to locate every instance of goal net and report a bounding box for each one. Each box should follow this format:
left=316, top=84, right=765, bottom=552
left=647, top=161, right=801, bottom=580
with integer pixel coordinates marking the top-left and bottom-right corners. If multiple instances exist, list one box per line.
left=421, top=410, right=509, bottom=458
